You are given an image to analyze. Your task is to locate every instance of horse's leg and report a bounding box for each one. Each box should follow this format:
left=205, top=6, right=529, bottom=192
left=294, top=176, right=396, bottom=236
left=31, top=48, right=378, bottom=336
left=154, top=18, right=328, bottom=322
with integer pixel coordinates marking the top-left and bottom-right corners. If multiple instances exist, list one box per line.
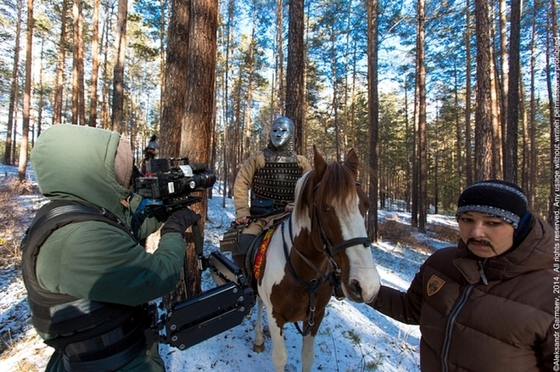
left=301, top=333, right=316, bottom=372
left=253, top=297, right=265, bottom=352
left=301, top=311, right=325, bottom=372
left=267, top=309, right=288, bottom=372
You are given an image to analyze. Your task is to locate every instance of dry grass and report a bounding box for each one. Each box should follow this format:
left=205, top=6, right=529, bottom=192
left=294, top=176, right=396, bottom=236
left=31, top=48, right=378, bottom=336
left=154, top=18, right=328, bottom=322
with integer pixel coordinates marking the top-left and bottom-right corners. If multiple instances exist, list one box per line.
left=428, top=222, right=460, bottom=243
left=0, top=178, right=40, bottom=268
left=378, top=217, right=459, bottom=254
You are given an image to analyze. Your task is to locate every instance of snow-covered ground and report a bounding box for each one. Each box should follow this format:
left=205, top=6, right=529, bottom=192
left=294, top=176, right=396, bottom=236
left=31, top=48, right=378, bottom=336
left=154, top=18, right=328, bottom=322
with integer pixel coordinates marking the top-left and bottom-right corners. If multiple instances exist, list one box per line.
left=0, top=163, right=458, bottom=371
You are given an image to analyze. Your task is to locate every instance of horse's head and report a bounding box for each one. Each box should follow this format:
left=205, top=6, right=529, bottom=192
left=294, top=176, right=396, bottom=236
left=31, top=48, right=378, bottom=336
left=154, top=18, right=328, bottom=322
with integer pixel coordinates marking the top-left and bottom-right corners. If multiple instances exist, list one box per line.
left=295, top=146, right=380, bottom=303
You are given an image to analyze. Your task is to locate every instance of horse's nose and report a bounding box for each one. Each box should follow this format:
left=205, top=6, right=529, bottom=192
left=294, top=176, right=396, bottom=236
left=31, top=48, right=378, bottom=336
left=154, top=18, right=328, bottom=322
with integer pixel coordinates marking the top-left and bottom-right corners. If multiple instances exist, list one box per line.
left=349, top=279, right=363, bottom=299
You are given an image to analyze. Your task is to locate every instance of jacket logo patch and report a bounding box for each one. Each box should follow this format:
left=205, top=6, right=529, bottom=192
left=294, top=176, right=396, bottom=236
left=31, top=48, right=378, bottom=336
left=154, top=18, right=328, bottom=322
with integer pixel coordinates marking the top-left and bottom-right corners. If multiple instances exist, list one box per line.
left=427, top=275, right=445, bottom=297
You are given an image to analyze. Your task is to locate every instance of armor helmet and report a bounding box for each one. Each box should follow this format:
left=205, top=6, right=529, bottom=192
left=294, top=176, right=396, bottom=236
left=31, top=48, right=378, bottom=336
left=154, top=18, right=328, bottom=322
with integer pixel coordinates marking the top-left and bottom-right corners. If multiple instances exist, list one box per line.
left=270, top=116, right=294, bottom=149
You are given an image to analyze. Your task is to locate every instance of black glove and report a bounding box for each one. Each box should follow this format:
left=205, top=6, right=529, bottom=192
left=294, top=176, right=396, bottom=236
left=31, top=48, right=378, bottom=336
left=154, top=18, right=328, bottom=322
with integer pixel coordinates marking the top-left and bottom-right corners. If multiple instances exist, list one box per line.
left=161, top=208, right=201, bottom=237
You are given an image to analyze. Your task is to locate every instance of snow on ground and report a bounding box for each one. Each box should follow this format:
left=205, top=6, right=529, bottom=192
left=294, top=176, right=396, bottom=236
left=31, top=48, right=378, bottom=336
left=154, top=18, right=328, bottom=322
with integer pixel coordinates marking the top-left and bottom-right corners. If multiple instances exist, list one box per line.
left=0, top=163, right=458, bottom=371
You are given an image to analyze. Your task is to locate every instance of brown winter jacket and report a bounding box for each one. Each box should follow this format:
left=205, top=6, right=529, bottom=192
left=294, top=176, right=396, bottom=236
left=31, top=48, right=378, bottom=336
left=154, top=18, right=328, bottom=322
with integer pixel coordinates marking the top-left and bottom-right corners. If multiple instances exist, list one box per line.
left=371, top=214, right=555, bottom=372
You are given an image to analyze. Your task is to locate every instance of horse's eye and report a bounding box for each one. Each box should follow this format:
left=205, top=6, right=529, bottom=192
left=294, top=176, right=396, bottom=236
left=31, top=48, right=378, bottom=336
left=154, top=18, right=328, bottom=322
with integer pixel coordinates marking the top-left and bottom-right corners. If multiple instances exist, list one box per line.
left=323, top=205, right=330, bottom=212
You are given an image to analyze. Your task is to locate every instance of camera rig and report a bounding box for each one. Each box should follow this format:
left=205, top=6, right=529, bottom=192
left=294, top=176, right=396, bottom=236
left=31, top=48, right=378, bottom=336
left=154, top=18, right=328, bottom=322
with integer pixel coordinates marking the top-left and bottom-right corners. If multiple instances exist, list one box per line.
left=137, top=157, right=254, bottom=350
left=145, top=222, right=254, bottom=350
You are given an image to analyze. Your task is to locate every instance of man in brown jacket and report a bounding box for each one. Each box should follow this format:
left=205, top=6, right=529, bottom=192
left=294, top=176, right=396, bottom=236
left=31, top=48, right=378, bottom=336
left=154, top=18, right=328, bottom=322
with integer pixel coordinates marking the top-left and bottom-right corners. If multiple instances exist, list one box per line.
left=368, top=180, right=554, bottom=371
left=232, top=116, right=312, bottom=273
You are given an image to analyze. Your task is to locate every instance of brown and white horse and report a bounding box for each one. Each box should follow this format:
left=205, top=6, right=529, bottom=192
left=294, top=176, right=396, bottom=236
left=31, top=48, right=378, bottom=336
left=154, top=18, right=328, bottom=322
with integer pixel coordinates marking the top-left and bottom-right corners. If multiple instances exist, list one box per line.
left=252, top=146, right=381, bottom=372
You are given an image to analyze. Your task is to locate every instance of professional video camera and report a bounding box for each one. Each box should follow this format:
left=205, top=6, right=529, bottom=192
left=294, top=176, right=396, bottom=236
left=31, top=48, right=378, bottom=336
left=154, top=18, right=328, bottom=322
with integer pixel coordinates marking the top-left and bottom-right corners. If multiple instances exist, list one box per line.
left=136, top=157, right=254, bottom=351
left=135, top=157, right=216, bottom=219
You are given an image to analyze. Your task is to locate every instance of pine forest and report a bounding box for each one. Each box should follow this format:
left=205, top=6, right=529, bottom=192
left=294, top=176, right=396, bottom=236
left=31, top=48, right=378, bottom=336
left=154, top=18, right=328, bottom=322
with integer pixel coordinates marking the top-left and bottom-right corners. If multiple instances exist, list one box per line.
left=0, top=0, right=557, bottom=235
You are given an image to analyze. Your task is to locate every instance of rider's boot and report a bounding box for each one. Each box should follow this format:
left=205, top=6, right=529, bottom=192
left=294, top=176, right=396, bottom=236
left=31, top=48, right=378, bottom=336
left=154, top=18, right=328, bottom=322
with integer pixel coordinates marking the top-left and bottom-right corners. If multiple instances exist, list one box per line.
left=232, top=234, right=256, bottom=278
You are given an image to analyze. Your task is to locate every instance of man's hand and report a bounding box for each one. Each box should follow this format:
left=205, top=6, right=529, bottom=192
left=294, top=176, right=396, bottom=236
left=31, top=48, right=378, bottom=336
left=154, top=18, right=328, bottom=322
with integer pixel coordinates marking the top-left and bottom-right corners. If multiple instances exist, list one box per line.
left=235, top=216, right=250, bottom=225
left=161, top=208, right=201, bottom=237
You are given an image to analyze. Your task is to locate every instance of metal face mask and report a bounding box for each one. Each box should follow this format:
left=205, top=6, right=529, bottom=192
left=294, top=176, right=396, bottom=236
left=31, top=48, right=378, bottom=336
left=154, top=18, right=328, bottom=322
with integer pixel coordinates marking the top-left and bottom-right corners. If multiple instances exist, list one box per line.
left=270, top=117, right=294, bottom=149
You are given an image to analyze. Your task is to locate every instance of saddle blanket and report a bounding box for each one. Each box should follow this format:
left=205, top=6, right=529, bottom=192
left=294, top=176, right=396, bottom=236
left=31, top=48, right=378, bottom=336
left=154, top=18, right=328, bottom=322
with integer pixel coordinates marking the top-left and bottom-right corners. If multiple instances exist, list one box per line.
left=253, top=226, right=276, bottom=280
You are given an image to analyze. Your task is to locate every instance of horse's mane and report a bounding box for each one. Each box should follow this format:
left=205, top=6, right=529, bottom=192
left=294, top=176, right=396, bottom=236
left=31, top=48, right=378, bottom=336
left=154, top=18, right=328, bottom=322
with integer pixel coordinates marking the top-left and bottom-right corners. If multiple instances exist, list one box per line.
left=294, top=160, right=357, bottom=220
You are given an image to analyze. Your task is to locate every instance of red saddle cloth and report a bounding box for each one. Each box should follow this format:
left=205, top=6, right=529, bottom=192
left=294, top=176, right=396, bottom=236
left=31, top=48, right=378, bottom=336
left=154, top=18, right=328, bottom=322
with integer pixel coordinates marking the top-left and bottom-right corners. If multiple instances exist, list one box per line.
left=253, top=226, right=276, bottom=280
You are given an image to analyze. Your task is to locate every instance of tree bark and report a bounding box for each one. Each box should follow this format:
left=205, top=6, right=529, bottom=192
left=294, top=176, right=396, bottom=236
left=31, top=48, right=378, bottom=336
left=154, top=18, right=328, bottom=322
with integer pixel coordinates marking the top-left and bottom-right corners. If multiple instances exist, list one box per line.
left=111, top=0, right=128, bottom=133
left=415, top=0, right=427, bottom=232
left=504, top=0, right=521, bottom=182
left=285, top=0, right=305, bottom=155
left=89, top=0, right=101, bottom=127
left=159, top=0, right=189, bottom=157
left=474, top=0, right=494, bottom=181
left=71, top=0, right=84, bottom=125
left=52, top=0, right=67, bottom=125
left=367, top=0, right=379, bottom=242
left=181, top=0, right=218, bottom=297
left=4, top=0, right=23, bottom=165
left=18, top=0, right=33, bottom=181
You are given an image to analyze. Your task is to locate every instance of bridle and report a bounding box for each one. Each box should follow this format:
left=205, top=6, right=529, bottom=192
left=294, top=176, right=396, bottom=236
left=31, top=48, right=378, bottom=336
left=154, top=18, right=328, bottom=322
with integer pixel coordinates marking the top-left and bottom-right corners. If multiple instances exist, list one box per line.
left=281, top=181, right=370, bottom=336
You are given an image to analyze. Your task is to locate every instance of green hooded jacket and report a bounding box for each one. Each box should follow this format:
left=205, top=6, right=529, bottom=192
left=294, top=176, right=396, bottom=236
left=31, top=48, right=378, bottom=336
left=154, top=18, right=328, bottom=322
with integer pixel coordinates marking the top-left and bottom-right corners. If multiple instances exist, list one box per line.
left=30, top=124, right=186, bottom=371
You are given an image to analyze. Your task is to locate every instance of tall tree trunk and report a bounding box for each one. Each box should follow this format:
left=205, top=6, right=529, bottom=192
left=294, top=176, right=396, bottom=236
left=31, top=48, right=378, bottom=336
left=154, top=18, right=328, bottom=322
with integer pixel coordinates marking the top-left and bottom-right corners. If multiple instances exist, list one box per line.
left=18, top=0, right=33, bottom=181
left=504, top=0, right=521, bottom=182
left=285, top=0, right=305, bottom=155
left=52, top=0, right=67, bottom=125
left=100, top=2, right=114, bottom=129
left=454, top=65, right=462, bottom=190
left=415, top=0, right=427, bottom=232
left=243, top=24, right=256, bottom=160
left=159, top=0, right=189, bottom=157
left=36, top=38, right=45, bottom=140
left=71, top=0, right=84, bottom=125
left=181, top=0, right=218, bottom=297
left=221, top=0, right=235, bottom=206
left=276, top=0, right=284, bottom=114
left=474, top=0, right=494, bottom=181
left=498, top=0, right=508, bottom=163
left=367, top=0, right=379, bottom=242
left=4, top=0, right=23, bottom=165
left=527, top=0, right=538, bottom=209
left=89, top=0, right=101, bottom=127
left=489, top=25, right=502, bottom=179
left=159, top=0, right=166, bottom=121
left=465, top=0, right=473, bottom=185
left=330, top=30, right=340, bottom=161
left=111, top=0, right=128, bottom=132
left=548, top=0, right=558, bottom=223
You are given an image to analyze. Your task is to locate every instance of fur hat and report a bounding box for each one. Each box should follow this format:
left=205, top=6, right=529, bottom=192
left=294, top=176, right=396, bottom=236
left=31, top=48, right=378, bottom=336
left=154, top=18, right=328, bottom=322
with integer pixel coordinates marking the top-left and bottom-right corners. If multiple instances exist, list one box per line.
left=456, top=180, right=528, bottom=229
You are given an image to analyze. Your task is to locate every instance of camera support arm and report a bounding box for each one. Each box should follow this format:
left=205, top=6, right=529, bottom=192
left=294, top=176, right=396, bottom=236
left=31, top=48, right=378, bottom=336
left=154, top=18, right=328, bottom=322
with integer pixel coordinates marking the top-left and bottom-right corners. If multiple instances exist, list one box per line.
left=144, top=225, right=254, bottom=351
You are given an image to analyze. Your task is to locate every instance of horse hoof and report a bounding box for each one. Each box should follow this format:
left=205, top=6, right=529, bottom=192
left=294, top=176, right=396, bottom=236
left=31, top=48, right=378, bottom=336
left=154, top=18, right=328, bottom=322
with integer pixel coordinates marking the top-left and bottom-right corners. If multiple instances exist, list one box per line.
left=253, top=343, right=265, bottom=353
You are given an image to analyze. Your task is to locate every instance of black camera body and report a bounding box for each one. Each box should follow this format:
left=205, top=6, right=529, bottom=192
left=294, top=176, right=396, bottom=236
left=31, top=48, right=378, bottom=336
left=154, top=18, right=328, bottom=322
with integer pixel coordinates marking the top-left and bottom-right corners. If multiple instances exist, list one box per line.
left=136, top=157, right=216, bottom=202
left=135, top=157, right=216, bottom=219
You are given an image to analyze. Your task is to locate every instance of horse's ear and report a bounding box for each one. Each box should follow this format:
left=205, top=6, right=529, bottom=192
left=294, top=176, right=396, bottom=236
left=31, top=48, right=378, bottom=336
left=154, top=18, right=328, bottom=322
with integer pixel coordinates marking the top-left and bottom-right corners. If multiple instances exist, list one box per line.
left=313, top=145, right=326, bottom=182
left=345, top=148, right=359, bottom=176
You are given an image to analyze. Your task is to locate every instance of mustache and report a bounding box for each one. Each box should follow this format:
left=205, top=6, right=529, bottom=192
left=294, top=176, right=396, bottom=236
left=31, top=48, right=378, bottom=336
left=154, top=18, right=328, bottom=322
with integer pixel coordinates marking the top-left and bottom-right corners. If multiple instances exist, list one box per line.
left=467, top=238, right=492, bottom=247
left=467, top=238, right=498, bottom=254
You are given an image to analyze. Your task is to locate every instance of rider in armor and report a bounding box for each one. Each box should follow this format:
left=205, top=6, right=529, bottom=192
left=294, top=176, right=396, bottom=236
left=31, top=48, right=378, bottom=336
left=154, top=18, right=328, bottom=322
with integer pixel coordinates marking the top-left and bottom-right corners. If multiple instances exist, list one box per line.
left=22, top=124, right=200, bottom=372
left=232, top=116, right=312, bottom=273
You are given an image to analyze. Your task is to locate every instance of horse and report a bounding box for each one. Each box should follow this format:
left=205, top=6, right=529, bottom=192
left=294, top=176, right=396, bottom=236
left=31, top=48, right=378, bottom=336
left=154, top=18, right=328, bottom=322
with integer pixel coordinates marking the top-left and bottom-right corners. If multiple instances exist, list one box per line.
left=250, top=146, right=381, bottom=372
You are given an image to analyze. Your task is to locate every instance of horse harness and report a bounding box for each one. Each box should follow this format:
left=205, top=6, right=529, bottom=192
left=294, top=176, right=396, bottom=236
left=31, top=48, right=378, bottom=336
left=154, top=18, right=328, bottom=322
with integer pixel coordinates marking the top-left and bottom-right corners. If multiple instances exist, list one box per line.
left=281, top=185, right=370, bottom=336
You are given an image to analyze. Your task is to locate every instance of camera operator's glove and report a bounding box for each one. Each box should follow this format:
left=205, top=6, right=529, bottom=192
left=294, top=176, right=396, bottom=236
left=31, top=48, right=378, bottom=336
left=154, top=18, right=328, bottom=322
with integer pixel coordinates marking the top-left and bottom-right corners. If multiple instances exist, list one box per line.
left=161, top=208, right=201, bottom=237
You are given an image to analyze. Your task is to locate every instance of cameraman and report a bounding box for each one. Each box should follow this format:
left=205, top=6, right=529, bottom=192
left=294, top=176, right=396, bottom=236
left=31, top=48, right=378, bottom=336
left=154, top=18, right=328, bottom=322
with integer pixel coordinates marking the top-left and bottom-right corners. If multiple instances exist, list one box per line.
left=232, top=116, right=311, bottom=274
left=22, top=124, right=200, bottom=372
